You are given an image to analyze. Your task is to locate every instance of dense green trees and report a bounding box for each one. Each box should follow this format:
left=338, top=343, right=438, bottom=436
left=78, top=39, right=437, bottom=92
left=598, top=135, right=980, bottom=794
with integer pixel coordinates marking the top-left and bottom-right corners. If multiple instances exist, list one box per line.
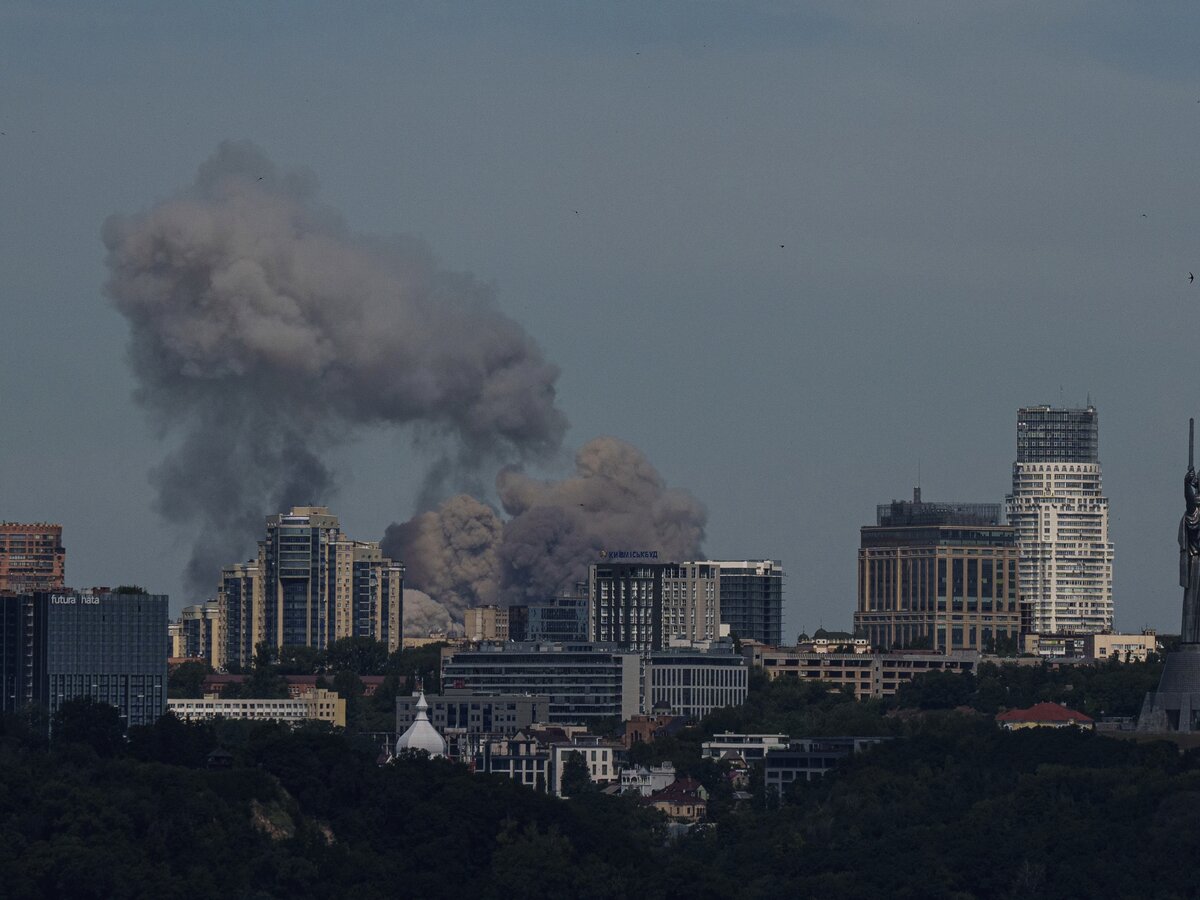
left=559, top=751, right=593, bottom=797
left=5, top=682, right=1200, bottom=898
left=894, top=656, right=1163, bottom=718
left=167, top=660, right=211, bottom=699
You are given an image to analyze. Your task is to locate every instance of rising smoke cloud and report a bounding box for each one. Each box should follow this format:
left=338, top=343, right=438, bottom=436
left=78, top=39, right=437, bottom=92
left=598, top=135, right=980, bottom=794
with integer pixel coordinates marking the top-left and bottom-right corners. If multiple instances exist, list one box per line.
left=104, top=141, right=566, bottom=596
left=384, top=436, right=708, bottom=629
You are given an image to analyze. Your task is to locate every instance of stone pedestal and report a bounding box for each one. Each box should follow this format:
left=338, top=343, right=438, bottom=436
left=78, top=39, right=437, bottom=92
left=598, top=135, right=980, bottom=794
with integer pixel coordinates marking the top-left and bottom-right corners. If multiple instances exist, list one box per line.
left=1139, top=645, right=1200, bottom=733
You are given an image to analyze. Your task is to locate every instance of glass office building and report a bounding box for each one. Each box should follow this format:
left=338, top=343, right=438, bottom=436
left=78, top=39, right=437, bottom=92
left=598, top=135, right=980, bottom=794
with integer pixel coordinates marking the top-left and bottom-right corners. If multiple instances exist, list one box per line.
left=0, top=590, right=167, bottom=728
left=712, top=560, right=784, bottom=646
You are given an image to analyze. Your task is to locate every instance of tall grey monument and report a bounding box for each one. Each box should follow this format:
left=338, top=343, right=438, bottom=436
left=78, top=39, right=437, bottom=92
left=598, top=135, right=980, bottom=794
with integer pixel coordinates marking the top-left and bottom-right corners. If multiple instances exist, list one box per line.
left=1140, top=419, right=1200, bottom=732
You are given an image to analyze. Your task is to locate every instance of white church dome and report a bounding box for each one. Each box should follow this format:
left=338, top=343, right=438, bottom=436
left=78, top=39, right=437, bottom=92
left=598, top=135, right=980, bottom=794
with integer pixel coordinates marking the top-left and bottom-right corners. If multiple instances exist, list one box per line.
left=395, top=692, right=446, bottom=758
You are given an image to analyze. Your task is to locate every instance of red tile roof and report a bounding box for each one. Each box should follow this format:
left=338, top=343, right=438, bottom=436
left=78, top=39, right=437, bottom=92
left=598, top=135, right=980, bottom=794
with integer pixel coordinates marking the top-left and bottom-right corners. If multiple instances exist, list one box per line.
left=995, top=701, right=1093, bottom=724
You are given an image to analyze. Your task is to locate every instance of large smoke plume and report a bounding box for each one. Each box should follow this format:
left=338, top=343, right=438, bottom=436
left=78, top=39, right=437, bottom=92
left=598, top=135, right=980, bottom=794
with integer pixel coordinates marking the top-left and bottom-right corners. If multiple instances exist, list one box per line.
left=385, top=436, right=707, bottom=631
left=104, top=141, right=566, bottom=595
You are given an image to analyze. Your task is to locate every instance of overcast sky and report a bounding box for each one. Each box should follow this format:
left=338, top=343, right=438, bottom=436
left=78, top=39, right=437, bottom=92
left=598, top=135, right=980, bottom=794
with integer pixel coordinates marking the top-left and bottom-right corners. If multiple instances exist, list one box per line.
left=2, top=2, right=1198, bottom=635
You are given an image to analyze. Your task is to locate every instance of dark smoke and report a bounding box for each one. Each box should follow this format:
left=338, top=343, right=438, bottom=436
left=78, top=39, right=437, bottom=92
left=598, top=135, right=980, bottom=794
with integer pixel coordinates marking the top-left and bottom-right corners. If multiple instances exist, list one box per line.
left=104, top=141, right=566, bottom=595
left=383, top=436, right=707, bottom=625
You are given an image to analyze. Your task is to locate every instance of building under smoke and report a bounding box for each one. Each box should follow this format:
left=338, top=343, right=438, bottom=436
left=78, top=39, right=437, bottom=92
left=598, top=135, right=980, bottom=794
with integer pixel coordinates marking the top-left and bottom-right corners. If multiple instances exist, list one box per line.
left=104, top=141, right=566, bottom=600
left=588, top=561, right=721, bottom=652
left=105, top=143, right=709, bottom=628
left=383, top=436, right=708, bottom=633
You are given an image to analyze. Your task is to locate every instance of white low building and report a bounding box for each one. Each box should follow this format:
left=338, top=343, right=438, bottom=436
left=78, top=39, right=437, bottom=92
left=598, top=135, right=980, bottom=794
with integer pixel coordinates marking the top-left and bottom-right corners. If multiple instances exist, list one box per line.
left=701, top=732, right=789, bottom=763
left=619, top=762, right=677, bottom=797
left=168, top=689, right=345, bottom=727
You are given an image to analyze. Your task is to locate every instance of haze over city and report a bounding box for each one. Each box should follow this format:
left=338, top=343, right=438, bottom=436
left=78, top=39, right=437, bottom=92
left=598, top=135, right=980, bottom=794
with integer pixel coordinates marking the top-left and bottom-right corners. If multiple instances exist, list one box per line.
left=3, top=2, right=1200, bottom=636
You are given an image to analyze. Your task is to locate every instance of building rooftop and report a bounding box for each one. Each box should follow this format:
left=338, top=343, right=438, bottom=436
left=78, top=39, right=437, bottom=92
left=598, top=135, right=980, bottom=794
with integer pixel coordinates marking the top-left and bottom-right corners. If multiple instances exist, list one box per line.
left=995, top=701, right=1093, bottom=725
left=876, top=488, right=1000, bottom=527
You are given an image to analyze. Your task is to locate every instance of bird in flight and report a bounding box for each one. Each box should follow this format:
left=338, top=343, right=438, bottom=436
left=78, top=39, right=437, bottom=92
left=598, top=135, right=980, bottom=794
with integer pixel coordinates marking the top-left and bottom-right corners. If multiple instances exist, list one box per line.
left=1190, top=272, right=1195, bottom=284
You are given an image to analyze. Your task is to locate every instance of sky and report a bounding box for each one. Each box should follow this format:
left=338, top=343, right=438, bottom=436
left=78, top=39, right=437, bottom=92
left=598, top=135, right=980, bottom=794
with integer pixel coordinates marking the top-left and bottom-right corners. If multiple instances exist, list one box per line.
left=2, top=1, right=1199, bottom=636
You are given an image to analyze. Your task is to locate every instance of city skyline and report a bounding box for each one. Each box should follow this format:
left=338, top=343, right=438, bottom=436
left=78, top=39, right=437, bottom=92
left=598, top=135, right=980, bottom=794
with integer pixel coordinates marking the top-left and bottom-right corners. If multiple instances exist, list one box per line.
left=3, top=4, right=1199, bottom=638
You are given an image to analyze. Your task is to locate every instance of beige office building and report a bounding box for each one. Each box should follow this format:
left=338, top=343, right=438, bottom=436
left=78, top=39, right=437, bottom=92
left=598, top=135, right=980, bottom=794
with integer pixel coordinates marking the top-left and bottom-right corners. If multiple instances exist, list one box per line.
left=464, top=605, right=509, bottom=642
left=168, top=688, right=346, bottom=727
left=855, top=489, right=1021, bottom=653
left=747, top=644, right=979, bottom=700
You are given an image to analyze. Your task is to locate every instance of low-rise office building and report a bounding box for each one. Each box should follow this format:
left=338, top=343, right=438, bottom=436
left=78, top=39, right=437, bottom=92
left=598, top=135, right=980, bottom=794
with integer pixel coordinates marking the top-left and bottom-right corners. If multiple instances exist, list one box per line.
left=441, top=642, right=643, bottom=725
left=169, top=688, right=346, bottom=727
left=1023, top=632, right=1158, bottom=663
left=748, top=646, right=980, bottom=700
left=1086, top=632, right=1158, bottom=663
left=202, top=673, right=388, bottom=698
left=471, top=726, right=618, bottom=797
left=763, top=737, right=888, bottom=792
left=701, top=733, right=789, bottom=763
left=395, top=691, right=549, bottom=736
left=645, top=645, right=748, bottom=721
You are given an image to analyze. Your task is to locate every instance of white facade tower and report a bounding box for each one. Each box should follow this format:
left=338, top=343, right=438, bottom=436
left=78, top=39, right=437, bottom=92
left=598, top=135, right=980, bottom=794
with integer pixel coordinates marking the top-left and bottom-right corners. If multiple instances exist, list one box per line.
left=1005, top=405, right=1114, bottom=634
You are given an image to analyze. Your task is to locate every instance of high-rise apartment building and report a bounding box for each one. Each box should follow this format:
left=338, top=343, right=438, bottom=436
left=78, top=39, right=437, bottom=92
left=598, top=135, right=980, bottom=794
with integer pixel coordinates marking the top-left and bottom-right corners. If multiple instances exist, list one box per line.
left=218, top=507, right=404, bottom=660
left=589, top=562, right=720, bottom=651
left=1006, top=406, right=1114, bottom=634
left=854, top=489, right=1022, bottom=653
left=181, top=599, right=223, bottom=669
left=219, top=561, right=262, bottom=669
left=260, top=506, right=343, bottom=649
left=712, top=560, right=783, bottom=646
left=0, top=523, right=65, bottom=594
left=0, top=589, right=167, bottom=727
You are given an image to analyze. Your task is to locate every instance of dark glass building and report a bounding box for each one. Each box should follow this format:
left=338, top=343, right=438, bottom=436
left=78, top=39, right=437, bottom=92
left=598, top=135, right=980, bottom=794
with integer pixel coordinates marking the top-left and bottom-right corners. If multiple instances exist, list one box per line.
left=262, top=507, right=340, bottom=649
left=713, top=560, right=784, bottom=646
left=1016, top=405, right=1098, bottom=462
left=0, top=590, right=167, bottom=727
left=527, top=597, right=589, bottom=642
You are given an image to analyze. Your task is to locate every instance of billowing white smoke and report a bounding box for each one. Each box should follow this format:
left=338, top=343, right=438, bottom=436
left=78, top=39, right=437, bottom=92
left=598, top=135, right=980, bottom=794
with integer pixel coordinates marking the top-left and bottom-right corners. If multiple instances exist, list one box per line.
left=104, top=141, right=566, bottom=595
left=403, top=589, right=463, bottom=638
left=383, top=436, right=708, bottom=626
left=390, top=495, right=502, bottom=620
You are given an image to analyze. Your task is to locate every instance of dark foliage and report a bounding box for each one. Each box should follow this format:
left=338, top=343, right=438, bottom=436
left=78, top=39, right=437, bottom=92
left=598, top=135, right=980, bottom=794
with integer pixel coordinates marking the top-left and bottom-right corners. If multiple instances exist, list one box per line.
left=4, top=660, right=1192, bottom=898
left=167, top=660, right=212, bottom=699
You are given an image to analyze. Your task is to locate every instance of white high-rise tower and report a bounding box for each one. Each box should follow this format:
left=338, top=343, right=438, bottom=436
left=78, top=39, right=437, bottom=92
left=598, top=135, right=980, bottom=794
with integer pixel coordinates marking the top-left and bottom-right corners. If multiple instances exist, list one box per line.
left=1005, top=405, right=1114, bottom=634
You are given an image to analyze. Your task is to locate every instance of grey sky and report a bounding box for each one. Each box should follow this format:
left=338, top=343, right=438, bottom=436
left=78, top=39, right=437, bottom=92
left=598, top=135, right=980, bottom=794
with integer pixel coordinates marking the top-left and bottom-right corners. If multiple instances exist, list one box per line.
left=2, top=2, right=1198, bottom=635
